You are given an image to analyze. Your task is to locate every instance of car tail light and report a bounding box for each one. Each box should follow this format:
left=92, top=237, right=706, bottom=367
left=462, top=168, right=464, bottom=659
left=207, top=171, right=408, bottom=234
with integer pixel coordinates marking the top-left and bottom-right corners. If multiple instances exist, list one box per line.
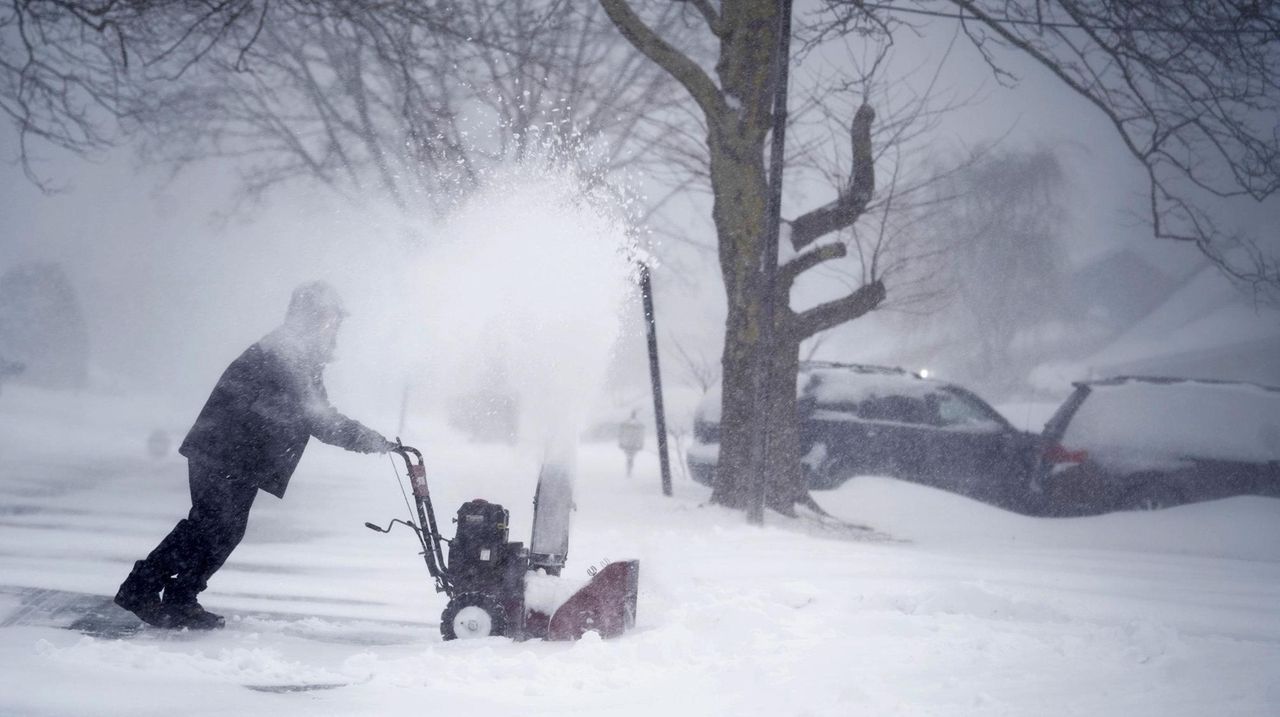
left=1043, top=443, right=1088, bottom=465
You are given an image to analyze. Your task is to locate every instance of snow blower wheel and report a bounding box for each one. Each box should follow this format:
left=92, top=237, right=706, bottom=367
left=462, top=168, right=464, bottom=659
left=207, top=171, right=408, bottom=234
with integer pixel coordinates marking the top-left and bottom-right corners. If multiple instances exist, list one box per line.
left=441, top=592, right=506, bottom=640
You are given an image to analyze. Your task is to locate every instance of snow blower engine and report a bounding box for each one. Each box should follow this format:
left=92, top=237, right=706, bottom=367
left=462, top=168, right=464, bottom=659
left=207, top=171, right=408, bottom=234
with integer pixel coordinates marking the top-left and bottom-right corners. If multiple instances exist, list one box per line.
left=366, top=444, right=639, bottom=641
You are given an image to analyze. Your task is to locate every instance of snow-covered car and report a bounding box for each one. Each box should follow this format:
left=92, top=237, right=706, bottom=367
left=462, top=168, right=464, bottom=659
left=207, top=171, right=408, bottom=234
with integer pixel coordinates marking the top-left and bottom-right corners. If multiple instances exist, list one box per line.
left=687, top=363, right=1039, bottom=508
left=1034, top=376, right=1280, bottom=514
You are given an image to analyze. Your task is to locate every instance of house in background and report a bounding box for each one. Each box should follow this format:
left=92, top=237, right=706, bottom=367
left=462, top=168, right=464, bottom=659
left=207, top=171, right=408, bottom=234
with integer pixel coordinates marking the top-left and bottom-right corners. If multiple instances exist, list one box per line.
left=0, top=262, right=90, bottom=390
left=1063, top=248, right=1177, bottom=336
left=819, top=246, right=1277, bottom=399
left=1032, top=262, right=1280, bottom=392
left=1072, top=264, right=1280, bottom=385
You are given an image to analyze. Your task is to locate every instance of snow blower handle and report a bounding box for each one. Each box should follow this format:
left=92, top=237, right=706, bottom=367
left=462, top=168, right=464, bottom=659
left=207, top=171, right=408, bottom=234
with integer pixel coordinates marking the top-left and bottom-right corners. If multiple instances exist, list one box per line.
left=391, top=442, right=429, bottom=498
left=388, top=441, right=453, bottom=594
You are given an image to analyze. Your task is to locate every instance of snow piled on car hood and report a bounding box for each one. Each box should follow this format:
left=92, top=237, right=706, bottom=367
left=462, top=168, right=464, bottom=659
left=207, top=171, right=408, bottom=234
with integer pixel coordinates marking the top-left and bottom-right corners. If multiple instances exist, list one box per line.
left=693, top=368, right=932, bottom=425
left=805, top=368, right=935, bottom=405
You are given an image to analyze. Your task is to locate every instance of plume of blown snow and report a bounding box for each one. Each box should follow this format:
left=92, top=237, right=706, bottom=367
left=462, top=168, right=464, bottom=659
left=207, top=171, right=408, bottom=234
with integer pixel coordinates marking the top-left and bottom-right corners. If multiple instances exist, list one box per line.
left=413, top=161, right=641, bottom=456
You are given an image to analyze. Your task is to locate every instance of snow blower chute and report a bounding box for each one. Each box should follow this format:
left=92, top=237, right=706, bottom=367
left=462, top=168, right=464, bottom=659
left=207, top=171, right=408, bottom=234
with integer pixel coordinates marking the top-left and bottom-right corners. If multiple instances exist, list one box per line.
left=366, top=444, right=639, bottom=641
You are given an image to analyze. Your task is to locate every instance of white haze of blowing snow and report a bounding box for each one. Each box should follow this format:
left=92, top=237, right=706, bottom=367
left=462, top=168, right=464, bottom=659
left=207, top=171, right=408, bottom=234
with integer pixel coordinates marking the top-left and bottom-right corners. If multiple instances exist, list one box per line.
left=411, top=166, right=640, bottom=457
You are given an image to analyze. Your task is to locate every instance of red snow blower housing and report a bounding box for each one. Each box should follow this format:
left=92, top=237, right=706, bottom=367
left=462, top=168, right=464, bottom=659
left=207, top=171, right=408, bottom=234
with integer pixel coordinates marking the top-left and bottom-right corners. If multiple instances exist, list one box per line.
left=366, top=444, right=639, bottom=641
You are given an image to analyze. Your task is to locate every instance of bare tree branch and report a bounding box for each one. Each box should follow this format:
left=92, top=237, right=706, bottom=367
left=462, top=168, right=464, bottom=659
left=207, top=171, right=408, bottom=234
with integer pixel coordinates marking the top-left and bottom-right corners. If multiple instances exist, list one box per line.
left=818, top=0, right=1280, bottom=300
left=598, top=0, right=725, bottom=120
left=796, top=279, right=887, bottom=338
left=779, top=241, right=846, bottom=292
left=683, top=0, right=723, bottom=37
left=668, top=333, right=722, bottom=391
left=787, top=103, right=875, bottom=250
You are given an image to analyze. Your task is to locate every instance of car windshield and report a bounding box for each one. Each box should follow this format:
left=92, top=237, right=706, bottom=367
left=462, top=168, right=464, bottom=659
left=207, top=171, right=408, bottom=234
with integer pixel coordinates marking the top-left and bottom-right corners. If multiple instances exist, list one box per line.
left=1061, top=380, right=1280, bottom=465
left=694, top=368, right=912, bottom=424
left=806, top=370, right=934, bottom=424
left=809, top=371, right=1005, bottom=432
left=934, top=390, right=1006, bottom=432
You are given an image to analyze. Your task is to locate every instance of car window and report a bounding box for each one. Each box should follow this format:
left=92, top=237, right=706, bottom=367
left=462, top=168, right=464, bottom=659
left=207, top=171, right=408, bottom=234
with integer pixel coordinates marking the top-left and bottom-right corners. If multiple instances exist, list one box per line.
left=935, top=391, right=1003, bottom=432
left=857, top=395, right=934, bottom=425
left=815, top=401, right=860, bottom=414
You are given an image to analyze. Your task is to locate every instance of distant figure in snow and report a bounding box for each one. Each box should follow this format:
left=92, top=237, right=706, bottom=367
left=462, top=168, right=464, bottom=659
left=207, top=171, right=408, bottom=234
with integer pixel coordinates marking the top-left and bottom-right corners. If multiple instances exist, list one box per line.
left=115, top=281, right=395, bottom=630
left=0, top=356, right=23, bottom=396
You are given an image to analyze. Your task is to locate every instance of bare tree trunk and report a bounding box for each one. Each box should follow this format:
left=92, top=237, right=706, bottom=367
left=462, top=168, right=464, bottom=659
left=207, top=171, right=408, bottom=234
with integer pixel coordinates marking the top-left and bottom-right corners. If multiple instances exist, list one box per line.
left=762, top=314, right=804, bottom=514
left=669, top=1, right=774, bottom=510
left=706, top=127, right=772, bottom=509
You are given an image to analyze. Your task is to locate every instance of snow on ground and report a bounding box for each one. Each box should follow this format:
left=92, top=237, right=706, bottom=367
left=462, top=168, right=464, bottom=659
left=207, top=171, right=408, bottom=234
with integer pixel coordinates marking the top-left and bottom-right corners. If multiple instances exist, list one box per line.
left=2, top=385, right=1279, bottom=716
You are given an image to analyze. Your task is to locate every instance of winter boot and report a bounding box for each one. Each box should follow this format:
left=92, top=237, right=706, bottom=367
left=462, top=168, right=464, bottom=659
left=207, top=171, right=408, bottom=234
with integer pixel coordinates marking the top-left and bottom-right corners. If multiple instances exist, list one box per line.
left=162, top=600, right=225, bottom=630
left=114, top=561, right=171, bottom=627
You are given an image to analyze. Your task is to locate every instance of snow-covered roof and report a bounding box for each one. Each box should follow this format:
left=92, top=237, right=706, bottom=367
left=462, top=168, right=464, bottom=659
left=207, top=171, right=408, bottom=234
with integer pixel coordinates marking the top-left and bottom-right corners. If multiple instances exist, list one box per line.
left=1034, top=265, right=1280, bottom=390
left=1091, top=267, right=1278, bottom=367
left=1066, top=248, right=1175, bottom=328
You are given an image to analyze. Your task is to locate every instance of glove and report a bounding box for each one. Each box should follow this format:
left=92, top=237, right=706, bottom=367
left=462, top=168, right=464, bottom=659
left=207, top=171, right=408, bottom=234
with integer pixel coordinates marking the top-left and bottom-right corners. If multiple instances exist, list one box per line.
left=358, top=430, right=396, bottom=454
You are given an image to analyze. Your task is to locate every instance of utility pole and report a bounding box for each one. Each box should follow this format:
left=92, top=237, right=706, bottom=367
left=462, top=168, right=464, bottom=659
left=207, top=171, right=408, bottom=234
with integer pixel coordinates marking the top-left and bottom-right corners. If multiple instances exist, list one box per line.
left=639, top=262, right=673, bottom=497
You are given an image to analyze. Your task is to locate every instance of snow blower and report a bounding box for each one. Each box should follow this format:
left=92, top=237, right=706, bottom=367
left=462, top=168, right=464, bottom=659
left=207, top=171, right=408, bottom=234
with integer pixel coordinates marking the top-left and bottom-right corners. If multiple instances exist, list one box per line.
left=366, top=444, right=639, bottom=641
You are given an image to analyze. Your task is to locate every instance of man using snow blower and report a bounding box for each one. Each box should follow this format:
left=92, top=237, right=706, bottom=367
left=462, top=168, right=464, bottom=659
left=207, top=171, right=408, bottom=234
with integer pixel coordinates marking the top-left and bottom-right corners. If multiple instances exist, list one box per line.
left=115, top=281, right=396, bottom=630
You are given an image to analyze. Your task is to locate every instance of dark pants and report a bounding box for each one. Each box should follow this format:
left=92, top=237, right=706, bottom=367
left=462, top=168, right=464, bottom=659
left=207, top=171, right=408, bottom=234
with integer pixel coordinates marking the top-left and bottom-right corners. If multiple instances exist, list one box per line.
left=136, top=460, right=258, bottom=604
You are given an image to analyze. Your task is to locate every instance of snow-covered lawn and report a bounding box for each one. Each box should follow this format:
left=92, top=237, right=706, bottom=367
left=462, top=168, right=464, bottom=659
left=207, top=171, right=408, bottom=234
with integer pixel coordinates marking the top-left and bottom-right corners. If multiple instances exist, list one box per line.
left=2, top=385, right=1278, bottom=716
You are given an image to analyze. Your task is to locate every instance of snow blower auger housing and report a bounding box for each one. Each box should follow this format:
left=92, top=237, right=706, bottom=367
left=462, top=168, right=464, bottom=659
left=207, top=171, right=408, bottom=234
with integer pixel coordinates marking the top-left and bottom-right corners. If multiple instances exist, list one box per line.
left=367, top=444, right=639, bottom=641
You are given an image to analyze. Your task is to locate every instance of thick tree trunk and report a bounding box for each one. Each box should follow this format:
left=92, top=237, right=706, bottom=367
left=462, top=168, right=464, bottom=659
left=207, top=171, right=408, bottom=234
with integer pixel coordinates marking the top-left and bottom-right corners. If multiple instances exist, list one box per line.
left=711, top=311, right=761, bottom=509
left=706, top=128, right=771, bottom=509
left=703, top=2, right=779, bottom=510
left=762, top=314, right=804, bottom=514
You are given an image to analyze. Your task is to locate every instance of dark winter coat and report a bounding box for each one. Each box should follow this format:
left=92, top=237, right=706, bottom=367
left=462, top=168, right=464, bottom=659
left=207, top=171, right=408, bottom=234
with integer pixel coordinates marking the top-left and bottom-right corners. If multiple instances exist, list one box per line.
left=179, top=331, right=385, bottom=498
